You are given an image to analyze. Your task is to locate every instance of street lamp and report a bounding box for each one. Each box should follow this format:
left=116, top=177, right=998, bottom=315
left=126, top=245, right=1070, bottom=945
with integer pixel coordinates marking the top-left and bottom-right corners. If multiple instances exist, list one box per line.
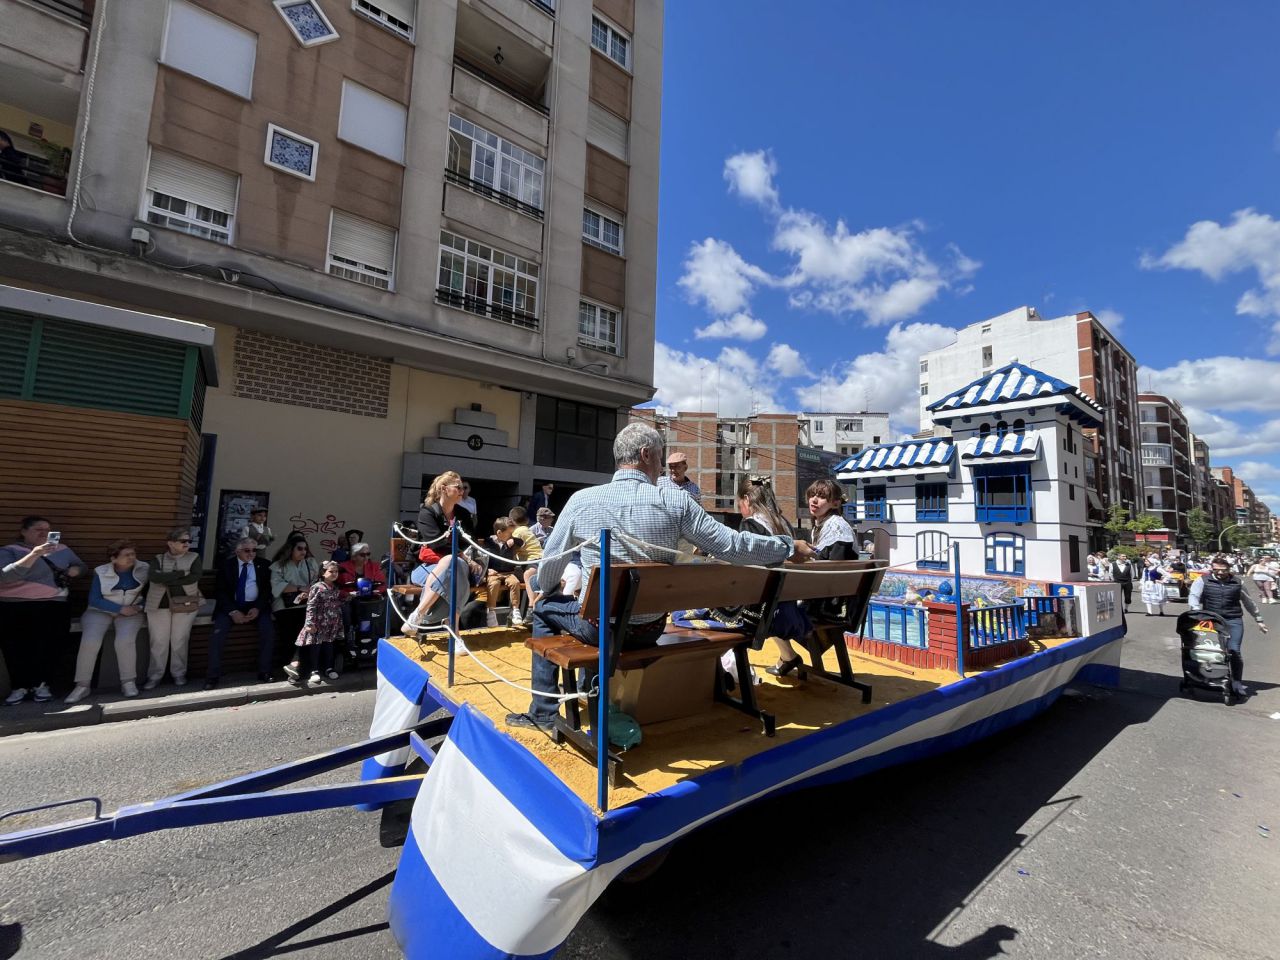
left=1218, top=521, right=1264, bottom=552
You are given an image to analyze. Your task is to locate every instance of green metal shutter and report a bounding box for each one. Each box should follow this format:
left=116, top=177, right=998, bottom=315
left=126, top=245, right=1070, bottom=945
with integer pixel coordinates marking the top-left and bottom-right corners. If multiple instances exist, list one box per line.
left=0, top=312, right=34, bottom=398
left=32, top=319, right=189, bottom=417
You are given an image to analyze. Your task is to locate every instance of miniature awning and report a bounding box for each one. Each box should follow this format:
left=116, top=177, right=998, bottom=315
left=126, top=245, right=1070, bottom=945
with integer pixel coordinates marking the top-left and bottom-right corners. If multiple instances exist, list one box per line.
left=960, top=432, right=1041, bottom=463
left=836, top=438, right=954, bottom=479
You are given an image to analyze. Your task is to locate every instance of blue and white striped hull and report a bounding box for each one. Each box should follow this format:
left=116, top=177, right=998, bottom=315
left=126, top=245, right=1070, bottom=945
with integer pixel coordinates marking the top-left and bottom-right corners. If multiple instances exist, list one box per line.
left=373, top=626, right=1124, bottom=959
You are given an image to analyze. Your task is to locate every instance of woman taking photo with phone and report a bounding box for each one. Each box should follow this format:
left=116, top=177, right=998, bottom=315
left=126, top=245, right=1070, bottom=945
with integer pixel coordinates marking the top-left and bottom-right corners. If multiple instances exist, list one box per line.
left=143, top=527, right=204, bottom=689
left=1, top=516, right=84, bottom=705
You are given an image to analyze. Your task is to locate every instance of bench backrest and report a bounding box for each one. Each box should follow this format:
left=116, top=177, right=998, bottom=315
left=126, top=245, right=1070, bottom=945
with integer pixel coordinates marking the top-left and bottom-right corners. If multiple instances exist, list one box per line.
left=774, top=560, right=881, bottom=603
left=580, top=563, right=775, bottom=617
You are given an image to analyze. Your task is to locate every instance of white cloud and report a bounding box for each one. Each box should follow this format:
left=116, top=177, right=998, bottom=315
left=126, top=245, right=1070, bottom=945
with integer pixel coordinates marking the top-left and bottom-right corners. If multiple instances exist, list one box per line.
left=765, top=343, right=809, bottom=378
left=1094, top=308, right=1124, bottom=336
left=694, top=311, right=768, bottom=341
left=723, top=150, right=780, bottom=210
left=1141, top=357, right=1280, bottom=412
left=677, top=238, right=774, bottom=316
left=1178, top=405, right=1280, bottom=460
left=793, top=322, right=959, bottom=435
left=1235, top=462, right=1280, bottom=513
left=1143, top=208, right=1280, bottom=350
left=651, top=342, right=781, bottom=417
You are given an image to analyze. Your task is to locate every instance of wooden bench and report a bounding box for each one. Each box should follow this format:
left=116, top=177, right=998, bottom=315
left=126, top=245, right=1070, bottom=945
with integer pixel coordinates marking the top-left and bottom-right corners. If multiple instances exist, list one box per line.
left=525, top=559, right=883, bottom=780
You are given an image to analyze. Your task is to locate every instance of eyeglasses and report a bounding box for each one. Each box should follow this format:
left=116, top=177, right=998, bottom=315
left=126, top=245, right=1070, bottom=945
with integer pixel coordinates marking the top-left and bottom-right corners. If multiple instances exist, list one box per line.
left=174, top=539, right=191, bottom=544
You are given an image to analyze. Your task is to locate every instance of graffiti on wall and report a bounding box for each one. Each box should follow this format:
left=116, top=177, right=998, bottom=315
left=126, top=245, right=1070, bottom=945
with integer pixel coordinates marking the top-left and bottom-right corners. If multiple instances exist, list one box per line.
left=290, top=513, right=349, bottom=556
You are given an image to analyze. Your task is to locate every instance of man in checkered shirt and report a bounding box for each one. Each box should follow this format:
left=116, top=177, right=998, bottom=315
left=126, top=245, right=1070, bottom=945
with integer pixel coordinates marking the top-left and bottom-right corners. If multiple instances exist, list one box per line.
left=506, top=422, right=811, bottom=732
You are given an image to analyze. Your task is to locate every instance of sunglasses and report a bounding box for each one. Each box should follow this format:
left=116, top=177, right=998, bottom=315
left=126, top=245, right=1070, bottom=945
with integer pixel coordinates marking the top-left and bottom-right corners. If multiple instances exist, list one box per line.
left=355, top=551, right=370, bottom=557
left=174, top=539, right=192, bottom=544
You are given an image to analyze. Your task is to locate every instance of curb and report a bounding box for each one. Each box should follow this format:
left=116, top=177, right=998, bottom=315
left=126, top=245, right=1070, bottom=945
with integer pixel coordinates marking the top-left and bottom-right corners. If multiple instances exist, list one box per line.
left=0, top=671, right=377, bottom=737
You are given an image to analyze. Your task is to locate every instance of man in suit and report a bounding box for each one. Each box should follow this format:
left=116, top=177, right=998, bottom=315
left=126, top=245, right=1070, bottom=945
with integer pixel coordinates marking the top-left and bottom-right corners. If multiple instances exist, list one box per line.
left=205, top=537, right=276, bottom=689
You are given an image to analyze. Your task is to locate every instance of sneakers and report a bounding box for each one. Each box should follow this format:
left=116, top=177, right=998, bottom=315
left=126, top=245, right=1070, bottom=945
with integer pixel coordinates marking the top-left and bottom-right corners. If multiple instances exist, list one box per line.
left=64, top=685, right=90, bottom=704
left=504, top=712, right=555, bottom=734
left=173, top=676, right=188, bottom=687
left=4, top=687, right=28, bottom=706
left=142, top=677, right=161, bottom=691
left=283, top=662, right=301, bottom=682
left=485, top=610, right=499, bottom=628
left=33, top=682, right=53, bottom=703
left=121, top=681, right=139, bottom=698
left=307, top=672, right=323, bottom=687
left=509, top=607, right=525, bottom=627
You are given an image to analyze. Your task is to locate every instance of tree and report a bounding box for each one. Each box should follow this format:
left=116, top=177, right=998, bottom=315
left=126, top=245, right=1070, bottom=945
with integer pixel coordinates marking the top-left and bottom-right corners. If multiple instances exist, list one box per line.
left=1127, top=513, right=1162, bottom=534
left=1224, top=526, right=1262, bottom=550
left=1103, top=505, right=1131, bottom=546
left=1186, top=508, right=1214, bottom=550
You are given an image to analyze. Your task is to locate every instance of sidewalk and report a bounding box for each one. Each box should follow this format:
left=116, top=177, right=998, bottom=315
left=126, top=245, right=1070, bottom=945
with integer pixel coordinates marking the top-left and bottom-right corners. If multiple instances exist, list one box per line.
left=0, top=669, right=379, bottom=737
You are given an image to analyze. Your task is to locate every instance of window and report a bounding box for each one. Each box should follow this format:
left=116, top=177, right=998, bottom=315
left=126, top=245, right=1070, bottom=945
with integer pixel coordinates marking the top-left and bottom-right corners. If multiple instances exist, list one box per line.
left=863, top=485, right=887, bottom=521
left=352, top=0, right=414, bottom=39
left=1069, top=484, right=1075, bottom=501
left=920, top=360, right=928, bottom=373
left=974, top=463, right=1033, bottom=523
left=273, top=0, right=339, bottom=46
left=1013, top=418, right=1026, bottom=434
left=981, top=323, right=992, bottom=335
left=582, top=206, right=623, bottom=254
left=836, top=418, right=862, bottom=432
left=996, top=420, right=1008, bottom=438
left=590, top=14, right=631, bottom=69
left=872, top=435, right=881, bottom=444
left=979, top=423, right=991, bottom=437
left=143, top=150, right=238, bottom=244
left=982, top=345, right=993, bottom=366
left=917, top=531, right=950, bottom=570
left=586, top=101, right=629, bottom=160
left=161, top=0, right=256, bottom=98
left=915, top=482, right=948, bottom=521
left=920, top=384, right=928, bottom=396
left=814, top=421, right=824, bottom=433
left=339, top=81, right=407, bottom=164
left=578, top=300, right=620, bottom=354
left=327, top=210, right=396, bottom=289
left=437, top=230, right=539, bottom=328
left=447, top=115, right=545, bottom=213
left=985, top=533, right=1025, bottom=575
left=1069, top=535, right=1081, bottom=574
left=535, top=396, right=617, bottom=473
left=264, top=124, right=318, bottom=180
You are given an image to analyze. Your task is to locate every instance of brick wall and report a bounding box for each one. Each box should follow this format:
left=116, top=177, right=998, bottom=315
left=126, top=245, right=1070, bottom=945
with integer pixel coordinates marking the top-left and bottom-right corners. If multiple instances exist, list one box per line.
left=846, top=601, right=1030, bottom=672
left=233, top=329, right=391, bottom=419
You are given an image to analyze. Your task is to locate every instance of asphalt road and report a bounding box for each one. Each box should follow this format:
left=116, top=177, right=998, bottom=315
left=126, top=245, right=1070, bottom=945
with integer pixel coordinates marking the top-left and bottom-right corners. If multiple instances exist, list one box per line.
left=1, top=600, right=1278, bottom=960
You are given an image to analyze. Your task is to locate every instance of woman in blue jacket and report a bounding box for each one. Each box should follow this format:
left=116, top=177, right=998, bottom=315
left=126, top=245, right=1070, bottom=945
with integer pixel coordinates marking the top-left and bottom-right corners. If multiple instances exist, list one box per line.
left=65, top=540, right=150, bottom=703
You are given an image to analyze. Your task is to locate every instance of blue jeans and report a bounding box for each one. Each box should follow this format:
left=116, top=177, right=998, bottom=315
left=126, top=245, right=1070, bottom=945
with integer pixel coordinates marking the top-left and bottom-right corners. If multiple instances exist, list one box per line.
left=526, top=595, right=664, bottom=722
left=1224, top=617, right=1245, bottom=684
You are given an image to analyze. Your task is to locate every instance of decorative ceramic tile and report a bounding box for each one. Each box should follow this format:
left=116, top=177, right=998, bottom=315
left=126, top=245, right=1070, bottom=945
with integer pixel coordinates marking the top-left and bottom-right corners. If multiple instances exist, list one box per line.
left=275, top=0, right=338, bottom=46
left=265, top=124, right=318, bottom=179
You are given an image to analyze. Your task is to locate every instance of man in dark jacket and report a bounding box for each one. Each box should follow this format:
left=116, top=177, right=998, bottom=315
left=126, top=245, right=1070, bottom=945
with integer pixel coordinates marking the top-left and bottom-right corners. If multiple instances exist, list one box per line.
left=1111, top=555, right=1135, bottom=609
left=206, top=537, right=276, bottom=689
left=1189, top=555, right=1269, bottom=698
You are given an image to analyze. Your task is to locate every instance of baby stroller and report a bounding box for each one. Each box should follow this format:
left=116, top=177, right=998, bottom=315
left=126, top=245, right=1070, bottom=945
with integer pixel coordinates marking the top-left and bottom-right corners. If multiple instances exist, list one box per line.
left=346, top=588, right=387, bottom=669
left=1176, top=610, right=1235, bottom=705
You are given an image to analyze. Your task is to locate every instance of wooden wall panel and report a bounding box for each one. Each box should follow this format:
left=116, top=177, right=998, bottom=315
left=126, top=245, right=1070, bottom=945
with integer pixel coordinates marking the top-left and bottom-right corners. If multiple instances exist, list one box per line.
left=585, top=144, right=629, bottom=213
left=580, top=243, right=626, bottom=308
left=588, top=51, right=632, bottom=122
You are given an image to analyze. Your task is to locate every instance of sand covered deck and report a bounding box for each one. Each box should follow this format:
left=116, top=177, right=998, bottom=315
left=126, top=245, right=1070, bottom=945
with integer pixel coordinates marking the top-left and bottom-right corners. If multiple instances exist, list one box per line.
left=391, top=628, right=1070, bottom=810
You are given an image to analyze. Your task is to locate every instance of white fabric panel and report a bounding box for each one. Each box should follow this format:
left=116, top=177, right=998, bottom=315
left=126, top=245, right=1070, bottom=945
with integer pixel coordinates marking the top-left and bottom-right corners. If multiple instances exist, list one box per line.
left=586, top=102, right=628, bottom=160
left=161, top=0, right=256, bottom=99
left=329, top=211, right=396, bottom=270
left=339, top=80, right=407, bottom=164
left=146, top=150, right=239, bottom=213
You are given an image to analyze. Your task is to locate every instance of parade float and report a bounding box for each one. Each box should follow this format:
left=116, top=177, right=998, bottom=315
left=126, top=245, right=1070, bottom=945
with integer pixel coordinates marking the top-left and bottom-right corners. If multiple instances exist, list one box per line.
left=0, top=363, right=1128, bottom=960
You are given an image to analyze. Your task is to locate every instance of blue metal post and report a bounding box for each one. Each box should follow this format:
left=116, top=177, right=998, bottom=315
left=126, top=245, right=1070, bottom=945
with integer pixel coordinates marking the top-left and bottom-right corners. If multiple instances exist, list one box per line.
left=447, top=522, right=459, bottom=687
left=597, top=528, right=611, bottom=812
left=952, top=542, right=965, bottom=676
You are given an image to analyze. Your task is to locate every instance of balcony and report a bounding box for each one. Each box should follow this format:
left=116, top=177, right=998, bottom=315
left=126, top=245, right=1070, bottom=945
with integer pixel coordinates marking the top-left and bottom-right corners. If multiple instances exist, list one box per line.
left=451, top=60, right=549, bottom=147
left=435, top=286, right=538, bottom=331
left=454, top=0, right=553, bottom=111
left=1141, top=445, right=1173, bottom=466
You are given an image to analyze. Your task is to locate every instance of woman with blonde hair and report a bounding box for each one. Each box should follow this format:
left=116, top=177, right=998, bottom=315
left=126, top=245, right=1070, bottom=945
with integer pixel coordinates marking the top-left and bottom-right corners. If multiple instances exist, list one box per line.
left=143, top=526, right=203, bottom=689
left=406, top=471, right=480, bottom=630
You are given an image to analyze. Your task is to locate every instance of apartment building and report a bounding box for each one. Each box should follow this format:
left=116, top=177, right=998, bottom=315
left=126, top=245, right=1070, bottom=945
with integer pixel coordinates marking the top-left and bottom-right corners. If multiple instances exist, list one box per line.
left=1212, top=466, right=1272, bottom=540
left=0, top=0, right=662, bottom=562
left=919, top=306, right=1142, bottom=549
left=1137, top=394, right=1194, bottom=539
left=628, top=409, right=843, bottom=525
left=801, top=411, right=890, bottom=458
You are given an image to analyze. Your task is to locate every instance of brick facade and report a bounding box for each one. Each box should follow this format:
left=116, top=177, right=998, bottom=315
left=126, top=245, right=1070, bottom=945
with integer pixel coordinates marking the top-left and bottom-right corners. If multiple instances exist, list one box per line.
left=233, top=329, right=391, bottom=419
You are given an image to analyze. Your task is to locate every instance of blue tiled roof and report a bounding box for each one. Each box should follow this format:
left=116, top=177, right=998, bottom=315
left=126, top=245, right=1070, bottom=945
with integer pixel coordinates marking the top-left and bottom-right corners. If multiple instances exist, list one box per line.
left=960, top=432, right=1041, bottom=462
left=835, top=438, right=954, bottom=477
left=926, top=362, right=1103, bottom=418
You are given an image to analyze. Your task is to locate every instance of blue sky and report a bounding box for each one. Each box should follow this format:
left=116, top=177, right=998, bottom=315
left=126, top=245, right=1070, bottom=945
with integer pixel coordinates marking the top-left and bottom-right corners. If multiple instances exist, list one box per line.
left=651, top=1, right=1280, bottom=509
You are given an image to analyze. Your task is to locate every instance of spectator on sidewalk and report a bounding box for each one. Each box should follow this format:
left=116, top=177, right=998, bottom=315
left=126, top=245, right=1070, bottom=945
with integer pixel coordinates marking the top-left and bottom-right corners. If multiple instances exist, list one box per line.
left=271, top=537, right=320, bottom=649
left=65, top=541, right=150, bottom=703
left=241, top=507, right=275, bottom=555
left=530, top=508, right=555, bottom=546
left=338, top=543, right=387, bottom=599
left=284, top=561, right=343, bottom=688
left=330, top=529, right=363, bottom=564
left=143, top=527, right=204, bottom=689
left=206, top=538, right=276, bottom=689
left=1, top=516, right=84, bottom=705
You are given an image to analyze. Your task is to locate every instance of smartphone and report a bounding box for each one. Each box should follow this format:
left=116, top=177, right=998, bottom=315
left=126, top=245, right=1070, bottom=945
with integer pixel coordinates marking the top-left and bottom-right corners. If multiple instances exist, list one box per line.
left=46, top=531, right=61, bottom=544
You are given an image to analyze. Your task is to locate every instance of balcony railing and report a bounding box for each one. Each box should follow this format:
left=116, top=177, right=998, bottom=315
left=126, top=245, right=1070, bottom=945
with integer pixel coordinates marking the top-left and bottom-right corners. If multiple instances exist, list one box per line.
left=27, top=0, right=92, bottom=26
left=435, top=287, right=538, bottom=330
left=1141, top=446, right=1172, bottom=466
left=444, top=168, right=543, bottom=219
left=453, top=56, right=549, bottom=116
left=865, top=601, right=927, bottom=649
left=967, top=602, right=1027, bottom=649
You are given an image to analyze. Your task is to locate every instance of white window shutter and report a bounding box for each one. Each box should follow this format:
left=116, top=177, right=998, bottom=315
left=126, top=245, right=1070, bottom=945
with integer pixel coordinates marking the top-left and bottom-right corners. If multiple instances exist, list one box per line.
left=374, top=0, right=416, bottom=25
left=146, top=150, right=239, bottom=214
left=330, top=211, right=396, bottom=272
left=161, top=0, right=256, bottom=98
left=586, top=102, right=628, bottom=160
left=339, top=80, right=407, bottom=164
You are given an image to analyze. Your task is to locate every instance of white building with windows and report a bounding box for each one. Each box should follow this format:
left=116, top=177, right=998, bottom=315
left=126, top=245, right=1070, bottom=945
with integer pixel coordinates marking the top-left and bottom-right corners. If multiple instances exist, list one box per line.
left=802, top=411, right=891, bottom=458
left=836, top=363, right=1100, bottom=583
